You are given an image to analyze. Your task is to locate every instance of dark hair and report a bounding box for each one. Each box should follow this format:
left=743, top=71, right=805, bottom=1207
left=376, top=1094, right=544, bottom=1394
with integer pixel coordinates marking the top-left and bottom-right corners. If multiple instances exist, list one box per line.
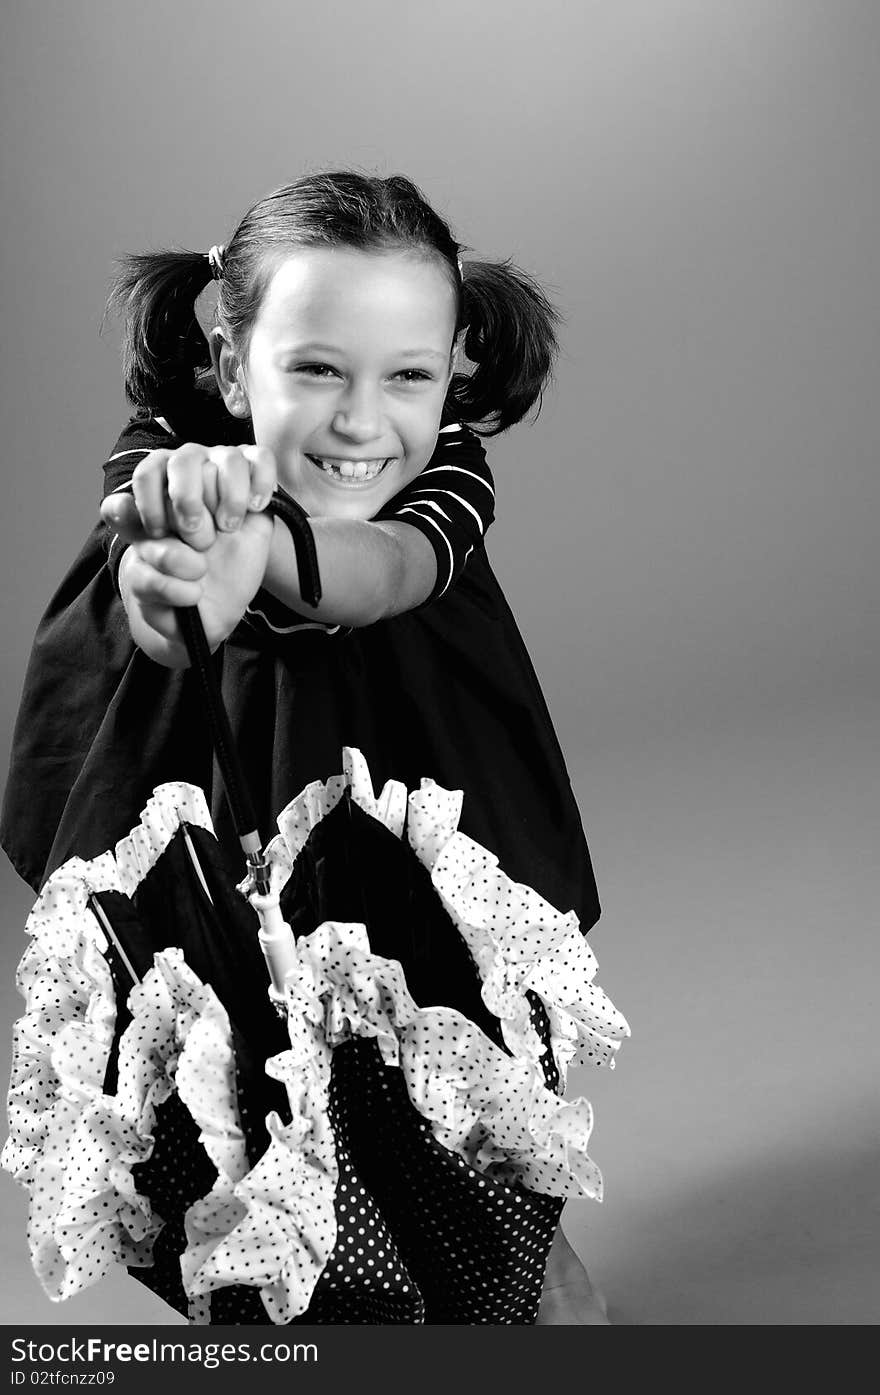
left=105, top=171, right=560, bottom=436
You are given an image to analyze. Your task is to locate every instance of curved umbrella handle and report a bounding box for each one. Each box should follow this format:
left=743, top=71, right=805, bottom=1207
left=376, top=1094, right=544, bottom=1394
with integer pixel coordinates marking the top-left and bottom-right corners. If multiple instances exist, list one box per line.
left=176, top=490, right=322, bottom=891
left=262, top=488, right=322, bottom=610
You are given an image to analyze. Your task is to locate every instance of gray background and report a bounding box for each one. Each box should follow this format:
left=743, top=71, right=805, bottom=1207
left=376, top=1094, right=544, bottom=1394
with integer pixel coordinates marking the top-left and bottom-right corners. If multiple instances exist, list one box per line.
left=1, top=0, right=877, bottom=1325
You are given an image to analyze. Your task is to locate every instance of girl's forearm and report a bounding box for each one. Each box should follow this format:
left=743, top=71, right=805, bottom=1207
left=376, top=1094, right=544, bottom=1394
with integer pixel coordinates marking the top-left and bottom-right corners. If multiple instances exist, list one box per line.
left=262, top=515, right=435, bottom=627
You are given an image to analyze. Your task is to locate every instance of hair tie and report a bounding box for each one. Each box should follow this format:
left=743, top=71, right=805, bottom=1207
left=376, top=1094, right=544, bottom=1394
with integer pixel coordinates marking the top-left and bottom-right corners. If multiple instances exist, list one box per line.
left=207, top=244, right=226, bottom=281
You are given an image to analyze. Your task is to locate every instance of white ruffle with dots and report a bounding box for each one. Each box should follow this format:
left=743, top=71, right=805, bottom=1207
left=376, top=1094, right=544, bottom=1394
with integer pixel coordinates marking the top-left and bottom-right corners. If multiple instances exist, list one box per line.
left=0, top=783, right=215, bottom=1301
left=260, top=748, right=630, bottom=1091
left=3, top=752, right=629, bottom=1319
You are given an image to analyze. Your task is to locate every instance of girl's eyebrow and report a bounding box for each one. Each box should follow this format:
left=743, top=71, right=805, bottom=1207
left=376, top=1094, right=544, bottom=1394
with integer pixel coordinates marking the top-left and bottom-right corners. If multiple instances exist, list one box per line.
left=282, top=342, right=448, bottom=361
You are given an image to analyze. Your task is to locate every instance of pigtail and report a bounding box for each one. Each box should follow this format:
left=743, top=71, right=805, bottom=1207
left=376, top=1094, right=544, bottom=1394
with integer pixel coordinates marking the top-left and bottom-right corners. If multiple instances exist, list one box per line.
left=450, top=260, right=561, bottom=436
left=103, top=250, right=215, bottom=416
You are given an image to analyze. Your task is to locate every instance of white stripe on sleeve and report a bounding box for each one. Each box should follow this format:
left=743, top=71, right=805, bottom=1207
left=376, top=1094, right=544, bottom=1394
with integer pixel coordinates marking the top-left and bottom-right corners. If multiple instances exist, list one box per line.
left=403, top=498, right=453, bottom=524
left=397, top=506, right=456, bottom=597
left=405, top=488, right=483, bottom=534
left=107, top=448, right=152, bottom=463
left=418, top=463, right=495, bottom=498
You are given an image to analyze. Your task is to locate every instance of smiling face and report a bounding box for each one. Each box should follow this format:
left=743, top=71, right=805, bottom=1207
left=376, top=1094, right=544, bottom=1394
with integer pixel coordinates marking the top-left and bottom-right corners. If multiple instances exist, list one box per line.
left=213, top=247, right=458, bottom=520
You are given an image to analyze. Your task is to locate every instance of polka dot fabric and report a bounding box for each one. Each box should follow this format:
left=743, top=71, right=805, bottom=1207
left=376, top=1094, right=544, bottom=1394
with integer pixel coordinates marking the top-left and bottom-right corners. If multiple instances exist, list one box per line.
left=3, top=756, right=629, bottom=1324
left=278, top=918, right=605, bottom=1199
left=328, top=1038, right=563, bottom=1324
left=1, top=852, right=161, bottom=1300
left=263, top=751, right=630, bottom=1094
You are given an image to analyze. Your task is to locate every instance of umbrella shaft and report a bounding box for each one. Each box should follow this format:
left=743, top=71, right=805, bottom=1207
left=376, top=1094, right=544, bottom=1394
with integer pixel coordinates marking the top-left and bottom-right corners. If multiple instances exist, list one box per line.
left=251, top=890, right=298, bottom=1007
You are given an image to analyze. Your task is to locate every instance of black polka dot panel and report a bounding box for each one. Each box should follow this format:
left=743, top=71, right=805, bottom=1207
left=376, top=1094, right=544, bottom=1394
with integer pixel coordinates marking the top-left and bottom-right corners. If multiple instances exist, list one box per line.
left=3, top=766, right=629, bottom=1325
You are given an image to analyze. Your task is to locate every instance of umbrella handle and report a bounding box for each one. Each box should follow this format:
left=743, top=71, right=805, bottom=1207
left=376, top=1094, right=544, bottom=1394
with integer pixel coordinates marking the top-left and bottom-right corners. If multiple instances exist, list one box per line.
left=250, top=887, right=299, bottom=1012
left=261, top=488, right=322, bottom=610
left=176, top=489, right=322, bottom=885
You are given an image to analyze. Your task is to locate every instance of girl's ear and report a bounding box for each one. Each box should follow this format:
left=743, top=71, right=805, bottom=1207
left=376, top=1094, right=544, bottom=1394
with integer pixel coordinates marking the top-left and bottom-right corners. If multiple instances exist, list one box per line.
left=210, top=327, right=250, bottom=418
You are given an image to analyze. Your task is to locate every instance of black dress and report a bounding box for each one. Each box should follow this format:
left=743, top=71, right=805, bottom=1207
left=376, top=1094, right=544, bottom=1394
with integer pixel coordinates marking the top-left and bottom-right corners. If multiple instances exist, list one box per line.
left=1, top=399, right=628, bottom=1324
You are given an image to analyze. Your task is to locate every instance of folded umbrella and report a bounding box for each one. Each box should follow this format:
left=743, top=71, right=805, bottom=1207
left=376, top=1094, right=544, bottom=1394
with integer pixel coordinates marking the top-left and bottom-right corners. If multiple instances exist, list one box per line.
left=3, top=500, right=630, bottom=1325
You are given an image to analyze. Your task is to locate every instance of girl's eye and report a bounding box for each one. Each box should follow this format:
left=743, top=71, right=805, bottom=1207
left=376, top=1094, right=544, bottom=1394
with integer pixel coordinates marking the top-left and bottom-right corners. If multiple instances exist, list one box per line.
left=297, top=363, right=339, bottom=378
left=294, top=364, right=432, bottom=383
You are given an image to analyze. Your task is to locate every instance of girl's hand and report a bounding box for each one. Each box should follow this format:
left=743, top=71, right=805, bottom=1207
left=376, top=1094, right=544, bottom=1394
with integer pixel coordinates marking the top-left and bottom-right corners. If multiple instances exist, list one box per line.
left=119, top=511, right=274, bottom=657
left=101, top=443, right=277, bottom=550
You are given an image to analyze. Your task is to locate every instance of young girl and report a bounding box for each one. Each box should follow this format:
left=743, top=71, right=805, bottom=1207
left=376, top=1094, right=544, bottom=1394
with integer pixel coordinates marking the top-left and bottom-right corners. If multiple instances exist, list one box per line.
left=2, top=172, right=628, bottom=1325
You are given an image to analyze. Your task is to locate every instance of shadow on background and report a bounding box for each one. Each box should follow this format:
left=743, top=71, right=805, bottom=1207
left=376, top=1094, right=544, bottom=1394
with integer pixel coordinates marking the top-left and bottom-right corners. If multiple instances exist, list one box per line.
left=574, top=1103, right=880, bottom=1325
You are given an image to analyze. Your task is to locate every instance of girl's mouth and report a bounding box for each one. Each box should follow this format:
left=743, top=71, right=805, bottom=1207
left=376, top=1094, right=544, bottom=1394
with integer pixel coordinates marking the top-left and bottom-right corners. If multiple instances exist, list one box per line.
left=306, top=455, right=393, bottom=483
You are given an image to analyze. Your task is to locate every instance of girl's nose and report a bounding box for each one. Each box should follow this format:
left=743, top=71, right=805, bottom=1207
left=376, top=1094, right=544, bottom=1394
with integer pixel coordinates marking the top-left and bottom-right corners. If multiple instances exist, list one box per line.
left=331, top=383, right=382, bottom=441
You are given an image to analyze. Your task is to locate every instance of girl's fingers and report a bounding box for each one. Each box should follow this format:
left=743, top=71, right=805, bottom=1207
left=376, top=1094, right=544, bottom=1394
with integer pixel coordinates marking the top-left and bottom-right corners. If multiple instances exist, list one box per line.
left=135, top=537, right=207, bottom=580
left=100, top=491, right=147, bottom=542
left=126, top=539, right=206, bottom=609
left=126, top=442, right=276, bottom=546
left=127, top=564, right=203, bottom=610
left=208, top=447, right=252, bottom=532
left=241, top=445, right=278, bottom=510
left=165, top=444, right=217, bottom=550
left=131, top=450, right=173, bottom=539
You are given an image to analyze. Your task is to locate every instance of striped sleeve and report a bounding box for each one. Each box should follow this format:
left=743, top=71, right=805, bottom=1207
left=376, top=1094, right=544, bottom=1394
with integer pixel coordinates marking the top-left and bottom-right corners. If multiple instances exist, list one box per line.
left=380, top=422, right=495, bottom=605
left=102, top=415, right=177, bottom=494
left=101, top=416, right=178, bottom=592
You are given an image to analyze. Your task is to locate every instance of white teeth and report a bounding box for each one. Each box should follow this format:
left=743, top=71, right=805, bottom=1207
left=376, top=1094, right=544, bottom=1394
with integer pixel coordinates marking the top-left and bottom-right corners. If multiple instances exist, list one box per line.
left=312, top=457, right=389, bottom=481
